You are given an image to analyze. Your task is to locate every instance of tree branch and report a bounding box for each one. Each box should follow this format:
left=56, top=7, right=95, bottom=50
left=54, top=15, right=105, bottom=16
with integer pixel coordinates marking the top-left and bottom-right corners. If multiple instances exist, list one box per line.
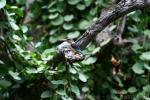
left=75, top=0, right=150, bottom=49
left=53, top=0, right=150, bottom=66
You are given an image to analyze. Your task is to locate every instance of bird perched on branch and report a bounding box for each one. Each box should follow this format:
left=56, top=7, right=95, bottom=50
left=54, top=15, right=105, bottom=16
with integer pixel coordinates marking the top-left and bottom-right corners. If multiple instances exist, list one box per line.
left=56, top=39, right=84, bottom=62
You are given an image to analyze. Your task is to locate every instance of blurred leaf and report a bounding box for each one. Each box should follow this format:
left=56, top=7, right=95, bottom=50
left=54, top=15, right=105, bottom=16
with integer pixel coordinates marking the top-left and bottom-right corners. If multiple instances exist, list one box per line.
left=84, top=0, right=93, bottom=6
left=26, top=67, right=38, bottom=74
left=144, top=63, right=150, bottom=71
left=21, top=25, right=28, bottom=33
left=51, top=15, right=64, bottom=26
left=92, top=47, right=100, bottom=55
left=140, top=51, right=150, bottom=61
left=132, top=43, right=142, bottom=53
left=63, top=23, right=73, bottom=30
left=13, top=34, right=21, bottom=41
left=132, top=62, right=144, bottom=74
left=143, top=85, right=150, bottom=92
left=10, top=6, right=23, bottom=17
left=76, top=4, right=86, bottom=10
left=41, top=90, right=51, bottom=98
left=48, top=13, right=59, bottom=19
left=68, top=0, right=81, bottom=5
left=9, top=70, right=21, bottom=80
left=51, top=79, right=68, bottom=85
left=82, top=86, right=89, bottom=92
left=9, top=22, right=19, bottom=30
left=56, top=90, right=66, bottom=96
left=128, top=87, right=137, bottom=93
left=114, top=76, right=123, bottom=87
left=64, top=15, right=74, bottom=22
left=61, top=97, right=73, bottom=100
left=49, top=36, right=58, bottom=43
left=90, top=8, right=97, bottom=16
left=0, top=79, right=11, bottom=88
left=144, top=29, right=150, bottom=36
left=41, top=49, right=54, bottom=60
left=71, top=84, right=80, bottom=96
left=128, top=25, right=138, bottom=33
left=82, top=57, right=97, bottom=65
left=0, top=60, right=4, bottom=64
left=67, top=31, right=80, bottom=39
left=15, top=0, right=25, bottom=5
left=49, top=8, right=57, bottom=13
left=100, top=38, right=111, bottom=47
left=79, top=73, right=87, bottom=82
left=143, top=96, right=150, bottom=100
left=69, top=67, right=77, bottom=74
left=0, top=0, right=6, bottom=9
left=121, top=90, right=127, bottom=94
left=78, top=20, right=90, bottom=30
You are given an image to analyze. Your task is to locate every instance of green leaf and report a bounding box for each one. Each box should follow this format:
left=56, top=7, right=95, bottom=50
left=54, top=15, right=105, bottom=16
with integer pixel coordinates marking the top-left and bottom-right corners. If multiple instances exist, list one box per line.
left=144, top=63, right=150, bottom=71
left=21, top=25, right=28, bottom=33
left=84, top=0, right=93, bottom=6
left=82, top=87, right=89, bottom=92
left=0, top=60, right=4, bottom=64
left=114, top=76, right=123, bottom=87
left=13, top=34, right=21, bottom=41
left=128, top=87, right=137, bottom=93
left=15, top=0, right=25, bottom=5
left=51, top=15, right=64, bottom=26
left=76, top=4, right=86, bottom=10
left=128, top=25, right=138, bottom=33
left=121, top=90, right=127, bottom=94
left=90, top=8, right=97, bottom=16
left=140, top=51, right=150, bottom=61
left=68, top=0, right=81, bottom=5
left=79, top=73, right=87, bottom=82
left=132, top=62, right=144, bottom=74
left=9, top=70, right=21, bottom=80
left=41, top=91, right=51, bottom=98
left=49, top=36, right=58, bottom=43
left=26, top=67, right=38, bottom=74
left=71, top=84, right=80, bottom=96
left=61, top=97, right=73, bottom=100
left=78, top=20, right=90, bottom=30
left=143, top=85, right=150, bottom=92
left=0, top=79, right=12, bottom=88
left=63, top=23, right=73, bottom=30
left=143, top=96, right=150, bottom=100
left=49, top=8, right=57, bottom=13
left=51, top=79, right=68, bottom=85
left=67, top=31, right=80, bottom=39
left=82, top=57, right=97, bottom=65
left=41, top=49, right=54, bottom=61
left=10, top=6, right=23, bottom=17
left=144, top=29, right=150, bottom=36
left=56, top=90, right=66, bottom=96
left=48, top=13, right=59, bottom=19
left=69, top=67, right=77, bottom=74
left=9, top=22, right=19, bottom=31
left=132, top=43, right=142, bottom=53
left=64, top=15, right=74, bottom=22
left=92, top=47, right=100, bottom=55
left=100, top=38, right=111, bottom=47
left=0, top=0, right=6, bottom=9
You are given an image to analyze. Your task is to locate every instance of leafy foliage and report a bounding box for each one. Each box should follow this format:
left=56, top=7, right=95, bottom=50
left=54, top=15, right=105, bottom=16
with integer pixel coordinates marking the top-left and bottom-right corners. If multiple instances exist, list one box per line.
left=0, top=0, right=150, bottom=100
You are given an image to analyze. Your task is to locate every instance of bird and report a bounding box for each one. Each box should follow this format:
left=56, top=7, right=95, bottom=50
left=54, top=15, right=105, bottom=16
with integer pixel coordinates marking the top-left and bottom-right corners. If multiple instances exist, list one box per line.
left=56, top=39, right=84, bottom=62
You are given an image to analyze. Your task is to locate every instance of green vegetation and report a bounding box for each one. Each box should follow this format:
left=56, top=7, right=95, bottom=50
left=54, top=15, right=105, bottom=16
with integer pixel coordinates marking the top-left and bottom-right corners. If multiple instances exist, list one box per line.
left=0, top=0, right=150, bottom=99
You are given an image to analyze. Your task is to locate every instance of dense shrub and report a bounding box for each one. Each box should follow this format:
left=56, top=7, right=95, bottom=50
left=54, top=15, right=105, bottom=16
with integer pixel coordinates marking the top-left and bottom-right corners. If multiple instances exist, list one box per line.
left=0, top=0, right=150, bottom=99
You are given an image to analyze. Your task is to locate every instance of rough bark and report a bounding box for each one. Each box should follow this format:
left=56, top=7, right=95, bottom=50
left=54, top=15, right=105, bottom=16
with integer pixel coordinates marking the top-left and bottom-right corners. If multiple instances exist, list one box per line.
left=75, top=0, right=150, bottom=49
left=52, top=0, right=150, bottom=66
